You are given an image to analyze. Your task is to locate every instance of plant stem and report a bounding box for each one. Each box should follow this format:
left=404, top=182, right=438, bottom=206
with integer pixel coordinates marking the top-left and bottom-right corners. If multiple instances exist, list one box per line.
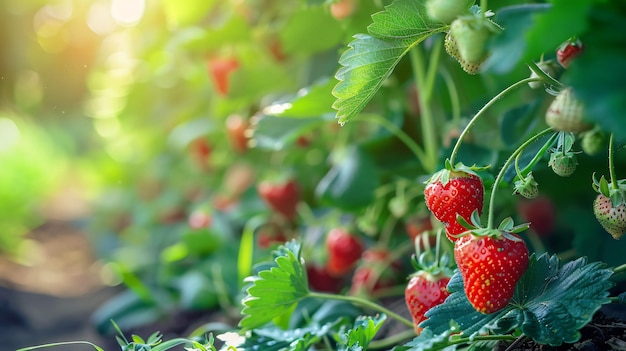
left=440, top=67, right=462, bottom=126
left=613, top=263, right=626, bottom=275
left=368, top=329, right=417, bottom=349
left=354, top=114, right=428, bottom=167
left=480, top=0, right=488, bottom=14
left=487, top=128, right=554, bottom=229
left=410, top=46, right=439, bottom=173
left=450, top=77, right=540, bottom=166
left=527, top=61, right=564, bottom=88
left=609, top=133, right=618, bottom=189
left=308, top=291, right=415, bottom=328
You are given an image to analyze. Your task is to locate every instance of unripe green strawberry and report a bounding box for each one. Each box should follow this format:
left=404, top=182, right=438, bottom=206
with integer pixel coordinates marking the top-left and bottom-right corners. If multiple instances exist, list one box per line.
left=444, top=32, right=483, bottom=75
left=513, top=172, right=539, bottom=199
left=581, top=128, right=607, bottom=156
left=449, top=14, right=499, bottom=65
left=548, top=151, right=578, bottom=177
left=545, top=88, right=592, bottom=133
left=593, top=194, right=626, bottom=240
left=426, top=0, right=474, bottom=24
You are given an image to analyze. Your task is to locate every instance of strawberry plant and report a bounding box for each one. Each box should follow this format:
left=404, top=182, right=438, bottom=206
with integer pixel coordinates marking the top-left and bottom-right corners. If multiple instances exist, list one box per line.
left=11, top=0, right=626, bottom=350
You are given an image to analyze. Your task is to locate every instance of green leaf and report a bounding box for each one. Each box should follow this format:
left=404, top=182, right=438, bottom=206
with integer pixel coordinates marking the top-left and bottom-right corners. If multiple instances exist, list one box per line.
left=482, top=4, right=551, bottom=74
left=393, top=327, right=457, bottom=351
left=175, top=270, right=219, bottom=310
left=264, top=79, right=337, bottom=118
left=315, top=145, right=379, bottom=211
left=566, top=1, right=626, bottom=142
left=332, top=0, right=446, bottom=124
left=421, top=254, right=613, bottom=346
left=280, top=6, right=344, bottom=55
left=338, top=315, right=387, bottom=350
left=239, top=241, right=310, bottom=329
left=523, top=0, right=596, bottom=63
left=253, top=114, right=329, bottom=150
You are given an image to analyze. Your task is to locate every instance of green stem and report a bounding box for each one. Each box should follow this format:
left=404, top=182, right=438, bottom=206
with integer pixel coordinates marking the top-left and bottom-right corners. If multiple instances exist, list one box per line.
left=487, top=128, right=555, bottom=229
left=368, top=329, right=417, bottom=349
left=609, top=133, right=618, bottom=189
left=480, top=0, right=488, bottom=14
left=439, top=67, right=462, bottom=126
left=518, top=133, right=558, bottom=177
left=308, top=291, right=415, bottom=328
left=17, top=341, right=104, bottom=351
left=450, top=77, right=540, bottom=166
left=613, top=263, right=626, bottom=275
left=527, top=61, right=564, bottom=88
left=354, top=114, right=428, bottom=168
left=410, top=46, right=439, bottom=172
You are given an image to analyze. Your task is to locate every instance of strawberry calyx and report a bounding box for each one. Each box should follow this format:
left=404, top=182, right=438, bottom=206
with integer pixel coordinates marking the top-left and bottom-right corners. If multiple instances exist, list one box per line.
left=453, top=211, right=529, bottom=241
left=592, top=174, right=626, bottom=208
left=513, top=172, right=539, bottom=199
left=424, top=160, right=489, bottom=187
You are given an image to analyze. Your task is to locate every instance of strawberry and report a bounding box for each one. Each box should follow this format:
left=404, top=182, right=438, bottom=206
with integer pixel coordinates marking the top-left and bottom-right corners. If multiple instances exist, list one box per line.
left=513, top=172, right=539, bottom=199
left=592, top=175, right=626, bottom=240
left=306, top=265, right=344, bottom=293
left=454, top=229, right=529, bottom=314
left=208, top=57, right=239, bottom=96
left=189, top=137, right=212, bottom=171
left=405, top=213, right=434, bottom=242
left=325, top=228, right=364, bottom=277
left=556, top=38, right=584, bottom=68
left=404, top=271, right=450, bottom=334
left=424, top=166, right=485, bottom=241
left=188, top=209, right=212, bottom=229
left=444, top=32, right=483, bottom=75
left=256, top=222, right=287, bottom=249
left=257, top=178, right=300, bottom=221
left=225, top=114, right=250, bottom=154
left=349, top=248, right=401, bottom=296
left=548, top=150, right=578, bottom=177
left=449, top=14, right=500, bottom=67
left=517, top=196, right=556, bottom=237
left=426, top=0, right=474, bottom=24
left=581, top=127, right=607, bottom=156
left=545, top=88, right=592, bottom=133
left=330, top=0, right=355, bottom=20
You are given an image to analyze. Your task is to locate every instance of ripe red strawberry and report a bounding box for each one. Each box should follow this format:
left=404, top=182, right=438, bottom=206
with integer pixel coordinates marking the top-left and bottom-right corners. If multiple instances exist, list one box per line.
left=257, top=179, right=300, bottom=221
left=424, top=168, right=484, bottom=241
left=256, top=222, right=287, bottom=249
left=326, top=228, right=364, bottom=277
left=188, top=209, right=212, bottom=229
left=592, top=175, right=626, bottom=240
left=225, top=114, right=250, bottom=154
left=425, top=0, right=474, bottom=24
left=454, top=231, right=529, bottom=314
left=545, top=88, right=591, bottom=133
left=517, top=196, right=556, bottom=237
left=405, top=213, right=434, bottom=242
left=556, top=39, right=584, bottom=68
left=349, top=248, right=401, bottom=296
left=189, top=138, right=212, bottom=171
left=306, top=265, right=344, bottom=293
left=208, top=57, right=239, bottom=96
left=404, top=271, right=450, bottom=334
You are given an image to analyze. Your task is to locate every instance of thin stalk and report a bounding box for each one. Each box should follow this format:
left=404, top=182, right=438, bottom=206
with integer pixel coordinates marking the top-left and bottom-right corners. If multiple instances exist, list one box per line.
left=527, top=61, right=564, bottom=88
left=440, top=67, right=462, bottom=125
left=354, top=114, right=428, bottom=166
left=613, top=263, right=626, bottom=275
left=368, top=329, right=417, bottom=349
left=487, top=128, right=554, bottom=229
left=450, top=77, right=540, bottom=166
left=609, top=133, right=618, bottom=189
left=410, top=46, right=438, bottom=172
left=308, top=291, right=414, bottom=328
left=480, top=0, right=489, bottom=14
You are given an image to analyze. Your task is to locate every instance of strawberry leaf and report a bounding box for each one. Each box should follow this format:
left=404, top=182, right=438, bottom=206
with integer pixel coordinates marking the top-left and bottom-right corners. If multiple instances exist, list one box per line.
left=421, top=254, right=613, bottom=346
left=332, top=0, right=446, bottom=124
left=239, top=241, right=310, bottom=329
left=337, top=314, right=387, bottom=351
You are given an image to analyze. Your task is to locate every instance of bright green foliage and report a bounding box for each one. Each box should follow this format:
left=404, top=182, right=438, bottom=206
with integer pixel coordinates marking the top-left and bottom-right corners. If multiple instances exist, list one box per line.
left=264, top=79, right=337, bottom=118
left=332, top=0, right=446, bottom=124
left=236, top=322, right=339, bottom=351
left=280, top=6, right=344, bottom=55
left=421, top=254, right=613, bottom=346
left=391, top=326, right=457, bottom=351
left=337, top=314, right=387, bottom=351
left=239, top=241, right=310, bottom=329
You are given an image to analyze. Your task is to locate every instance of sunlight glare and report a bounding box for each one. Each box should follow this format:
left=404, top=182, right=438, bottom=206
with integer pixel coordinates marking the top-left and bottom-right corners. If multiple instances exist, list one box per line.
left=111, top=0, right=146, bottom=26
left=0, top=118, right=21, bottom=153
